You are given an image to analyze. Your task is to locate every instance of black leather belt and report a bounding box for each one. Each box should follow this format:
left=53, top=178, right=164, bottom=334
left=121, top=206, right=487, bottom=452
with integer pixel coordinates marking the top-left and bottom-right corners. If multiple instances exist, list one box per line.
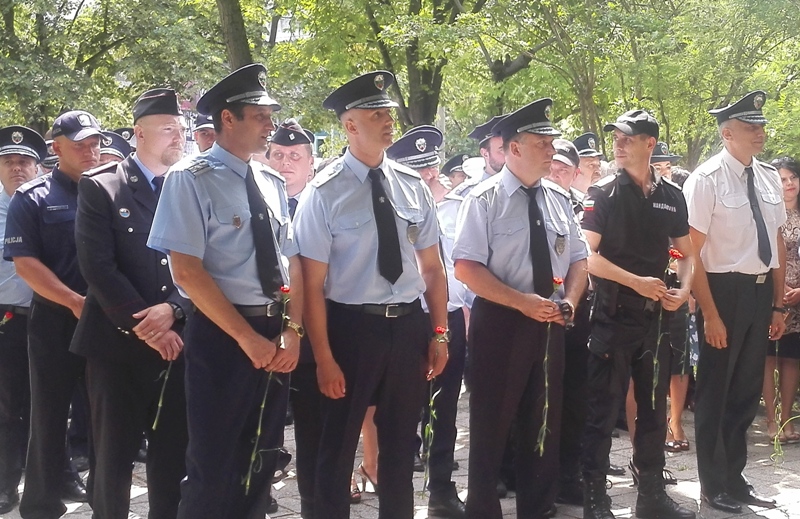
left=234, top=302, right=282, bottom=318
left=333, top=299, right=421, bottom=318
left=0, top=304, right=29, bottom=316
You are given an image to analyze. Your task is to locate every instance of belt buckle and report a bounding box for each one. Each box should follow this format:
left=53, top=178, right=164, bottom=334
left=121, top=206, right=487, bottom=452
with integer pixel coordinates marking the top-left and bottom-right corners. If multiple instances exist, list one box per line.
left=266, top=303, right=280, bottom=317
left=384, top=304, right=401, bottom=318
left=756, top=274, right=767, bottom=284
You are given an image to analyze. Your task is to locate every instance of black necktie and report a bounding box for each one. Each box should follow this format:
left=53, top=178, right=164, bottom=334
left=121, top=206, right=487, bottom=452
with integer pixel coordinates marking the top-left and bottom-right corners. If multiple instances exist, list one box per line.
left=152, top=175, right=164, bottom=195
left=245, top=167, right=284, bottom=299
left=288, top=197, right=298, bottom=219
left=745, top=166, right=772, bottom=267
left=521, top=186, right=554, bottom=297
left=368, top=168, right=403, bottom=284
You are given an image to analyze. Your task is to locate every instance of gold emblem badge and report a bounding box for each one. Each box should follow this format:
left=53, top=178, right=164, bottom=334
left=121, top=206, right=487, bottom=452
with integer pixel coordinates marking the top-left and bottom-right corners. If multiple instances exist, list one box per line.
left=754, top=94, right=765, bottom=110
left=555, top=235, right=566, bottom=256
left=407, top=223, right=420, bottom=244
left=233, top=215, right=242, bottom=228
left=415, top=138, right=426, bottom=152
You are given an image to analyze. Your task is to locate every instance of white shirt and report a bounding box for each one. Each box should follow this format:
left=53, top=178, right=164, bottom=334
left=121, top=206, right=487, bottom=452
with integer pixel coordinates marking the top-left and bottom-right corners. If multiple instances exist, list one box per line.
left=684, top=147, right=786, bottom=274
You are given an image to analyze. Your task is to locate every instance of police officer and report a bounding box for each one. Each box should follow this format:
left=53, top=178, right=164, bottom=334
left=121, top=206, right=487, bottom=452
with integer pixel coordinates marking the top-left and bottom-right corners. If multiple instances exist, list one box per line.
left=40, top=140, right=57, bottom=175
left=683, top=91, right=784, bottom=513
left=468, top=115, right=506, bottom=181
left=114, top=127, right=136, bottom=152
left=579, top=110, right=695, bottom=519
left=294, top=70, right=448, bottom=519
left=148, top=64, right=301, bottom=519
left=453, top=98, right=589, bottom=519
left=441, top=154, right=469, bottom=190
left=98, top=130, right=132, bottom=166
left=388, top=125, right=468, bottom=518
left=71, top=88, right=190, bottom=519
left=0, top=126, right=47, bottom=514
left=573, top=132, right=604, bottom=191
left=193, top=114, right=216, bottom=152
left=266, top=118, right=318, bottom=517
left=650, top=142, right=681, bottom=181
left=546, top=138, right=585, bottom=213
left=5, top=110, right=101, bottom=518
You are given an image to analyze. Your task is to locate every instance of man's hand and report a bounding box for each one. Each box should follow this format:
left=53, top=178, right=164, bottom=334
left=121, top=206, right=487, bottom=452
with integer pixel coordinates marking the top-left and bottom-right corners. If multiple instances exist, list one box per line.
left=69, top=295, right=86, bottom=320
left=266, top=331, right=300, bottom=373
left=238, top=334, right=277, bottom=369
left=703, top=314, right=728, bottom=349
left=661, top=287, right=690, bottom=312
left=770, top=311, right=787, bottom=341
left=520, top=294, right=561, bottom=323
left=427, top=338, right=448, bottom=380
left=132, top=303, right=176, bottom=342
left=317, top=357, right=346, bottom=399
left=632, top=276, right=668, bottom=301
left=145, top=330, right=184, bottom=361
left=784, top=287, right=800, bottom=307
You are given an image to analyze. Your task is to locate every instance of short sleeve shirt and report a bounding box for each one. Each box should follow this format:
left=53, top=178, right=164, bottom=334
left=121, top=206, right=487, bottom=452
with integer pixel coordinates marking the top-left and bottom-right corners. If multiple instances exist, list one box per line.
left=581, top=168, right=689, bottom=282
left=4, top=168, right=87, bottom=294
left=683, top=148, right=786, bottom=274
left=0, top=190, right=32, bottom=306
left=452, top=166, right=589, bottom=298
left=147, top=143, right=298, bottom=305
left=293, top=149, right=439, bottom=305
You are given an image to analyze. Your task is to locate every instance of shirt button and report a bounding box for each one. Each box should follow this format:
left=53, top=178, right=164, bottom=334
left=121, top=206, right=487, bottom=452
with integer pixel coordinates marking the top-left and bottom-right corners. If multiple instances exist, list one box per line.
left=127, top=227, right=133, bottom=233
left=160, top=258, right=167, bottom=265
left=161, top=286, right=167, bottom=292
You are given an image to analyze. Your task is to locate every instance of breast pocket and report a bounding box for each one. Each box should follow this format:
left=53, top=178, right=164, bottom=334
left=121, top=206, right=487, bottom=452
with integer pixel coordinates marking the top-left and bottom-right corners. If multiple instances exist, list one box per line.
left=720, top=194, right=751, bottom=227
left=214, top=205, right=252, bottom=227
left=760, top=192, right=783, bottom=224
left=42, top=208, right=76, bottom=225
left=333, top=208, right=374, bottom=250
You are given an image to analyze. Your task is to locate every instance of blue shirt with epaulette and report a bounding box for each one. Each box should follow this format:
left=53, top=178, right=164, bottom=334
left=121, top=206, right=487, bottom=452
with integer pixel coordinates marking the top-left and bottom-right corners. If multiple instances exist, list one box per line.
left=293, top=148, right=440, bottom=305
left=147, top=142, right=298, bottom=305
left=4, top=167, right=87, bottom=294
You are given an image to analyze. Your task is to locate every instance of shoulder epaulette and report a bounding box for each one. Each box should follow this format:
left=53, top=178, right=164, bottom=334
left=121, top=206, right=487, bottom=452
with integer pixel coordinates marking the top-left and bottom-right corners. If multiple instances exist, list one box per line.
left=185, top=158, right=214, bottom=176
left=453, top=177, right=479, bottom=197
left=258, top=164, right=286, bottom=183
left=82, top=161, right=119, bottom=178
left=694, top=154, right=723, bottom=177
left=541, top=178, right=570, bottom=199
left=759, top=160, right=777, bottom=172
left=470, top=176, right=500, bottom=197
left=393, top=162, right=421, bottom=179
left=17, top=175, right=48, bottom=194
left=310, top=158, right=344, bottom=187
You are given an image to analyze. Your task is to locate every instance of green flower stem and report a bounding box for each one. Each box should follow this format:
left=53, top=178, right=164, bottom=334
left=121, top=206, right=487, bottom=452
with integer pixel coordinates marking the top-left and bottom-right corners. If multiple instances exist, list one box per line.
left=151, top=361, right=173, bottom=431
left=536, top=322, right=552, bottom=457
left=245, top=371, right=274, bottom=496
left=422, top=384, right=441, bottom=494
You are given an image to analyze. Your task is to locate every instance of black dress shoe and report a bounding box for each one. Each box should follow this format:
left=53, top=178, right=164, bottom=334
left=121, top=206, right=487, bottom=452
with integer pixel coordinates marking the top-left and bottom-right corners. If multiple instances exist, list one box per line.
left=0, top=488, right=20, bottom=514
left=71, top=454, right=90, bottom=472
left=267, top=496, right=278, bottom=513
left=607, top=463, right=626, bottom=476
left=496, top=479, right=508, bottom=498
left=62, top=478, right=88, bottom=502
left=452, top=460, right=459, bottom=471
left=428, top=490, right=466, bottom=518
left=702, top=492, right=742, bottom=514
left=544, top=504, right=557, bottom=518
left=414, top=452, right=425, bottom=472
left=555, top=478, right=584, bottom=506
left=730, top=486, right=776, bottom=508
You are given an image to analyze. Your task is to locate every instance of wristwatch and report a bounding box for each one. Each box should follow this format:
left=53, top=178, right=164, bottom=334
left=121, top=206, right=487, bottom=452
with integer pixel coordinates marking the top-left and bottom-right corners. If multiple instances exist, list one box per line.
left=284, top=319, right=305, bottom=338
left=167, top=302, right=185, bottom=320
left=772, top=306, right=789, bottom=314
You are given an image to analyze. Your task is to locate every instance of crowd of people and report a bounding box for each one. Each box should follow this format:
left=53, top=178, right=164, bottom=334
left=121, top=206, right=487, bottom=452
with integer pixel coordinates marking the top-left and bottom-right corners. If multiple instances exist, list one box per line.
left=0, top=64, right=795, bottom=519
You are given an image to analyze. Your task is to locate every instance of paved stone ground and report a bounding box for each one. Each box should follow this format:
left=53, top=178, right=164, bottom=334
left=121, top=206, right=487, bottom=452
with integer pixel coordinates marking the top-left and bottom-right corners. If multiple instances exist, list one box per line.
left=4, top=393, right=800, bottom=518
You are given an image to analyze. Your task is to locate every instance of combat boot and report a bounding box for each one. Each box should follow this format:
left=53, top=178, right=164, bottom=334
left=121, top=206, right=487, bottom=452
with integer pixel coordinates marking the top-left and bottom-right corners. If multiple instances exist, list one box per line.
left=635, top=472, right=695, bottom=519
left=583, top=474, right=613, bottom=519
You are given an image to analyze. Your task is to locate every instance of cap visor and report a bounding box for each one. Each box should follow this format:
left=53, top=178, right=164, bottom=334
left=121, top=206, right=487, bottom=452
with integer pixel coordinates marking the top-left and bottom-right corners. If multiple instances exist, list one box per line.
left=0, top=148, right=41, bottom=162
left=194, top=123, right=215, bottom=130
left=735, top=115, right=768, bottom=125
left=356, top=99, right=399, bottom=110
left=553, top=154, right=576, bottom=167
left=651, top=154, right=681, bottom=164
left=68, top=128, right=103, bottom=141
left=603, top=122, right=636, bottom=135
left=523, top=127, right=561, bottom=137
left=578, top=150, right=604, bottom=158
left=240, top=95, right=282, bottom=112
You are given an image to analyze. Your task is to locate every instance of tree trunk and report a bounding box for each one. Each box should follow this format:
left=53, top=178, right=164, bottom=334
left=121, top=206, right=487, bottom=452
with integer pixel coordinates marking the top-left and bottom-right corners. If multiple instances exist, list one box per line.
left=216, top=0, right=252, bottom=70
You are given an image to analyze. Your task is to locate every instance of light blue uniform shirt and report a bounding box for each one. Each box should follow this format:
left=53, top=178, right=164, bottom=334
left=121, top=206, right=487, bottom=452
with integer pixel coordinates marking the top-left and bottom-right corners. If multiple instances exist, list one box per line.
left=0, top=190, right=33, bottom=306
left=132, top=154, right=157, bottom=191
left=453, top=165, right=588, bottom=298
left=147, top=143, right=298, bottom=305
left=294, top=149, right=439, bottom=305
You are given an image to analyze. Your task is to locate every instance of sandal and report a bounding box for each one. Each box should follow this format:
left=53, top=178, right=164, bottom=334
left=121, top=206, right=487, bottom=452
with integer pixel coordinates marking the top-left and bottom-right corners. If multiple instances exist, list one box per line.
left=678, top=439, right=690, bottom=451
left=350, top=475, right=362, bottom=504
left=766, top=419, right=782, bottom=442
left=664, top=440, right=684, bottom=453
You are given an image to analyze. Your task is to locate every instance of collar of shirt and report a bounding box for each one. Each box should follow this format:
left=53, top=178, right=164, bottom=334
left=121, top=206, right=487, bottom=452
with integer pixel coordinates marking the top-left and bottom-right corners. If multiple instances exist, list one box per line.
left=209, top=142, right=250, bottom=179
left=616, top=166, right=663, bottom=187
left=51, top=167, right=78, bottom=193
left=720, top=146, right=750, bottom=179
left=343, top=148, right=389, bottom=183
left=0, top=189, right=10, bottom=206
left=131, top=153, right=158, bottom=188
left=499, top=165, right=541, bottom=197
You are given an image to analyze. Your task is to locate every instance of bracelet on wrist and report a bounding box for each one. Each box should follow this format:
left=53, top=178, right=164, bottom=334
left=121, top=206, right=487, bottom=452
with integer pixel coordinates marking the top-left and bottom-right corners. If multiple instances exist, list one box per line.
left=773, top=306, right=789, bottom=315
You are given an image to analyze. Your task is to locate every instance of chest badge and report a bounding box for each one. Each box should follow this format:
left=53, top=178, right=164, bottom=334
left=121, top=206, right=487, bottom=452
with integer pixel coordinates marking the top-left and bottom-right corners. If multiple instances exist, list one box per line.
left=119, top=208, right=131, bottom=218
left=233, top=215, right=242, bottom=229
left=130, top=175, right=139, bottom=183
left=407, top=223, right=420, bottom=245
left=555, top=235, right=566, bottom=256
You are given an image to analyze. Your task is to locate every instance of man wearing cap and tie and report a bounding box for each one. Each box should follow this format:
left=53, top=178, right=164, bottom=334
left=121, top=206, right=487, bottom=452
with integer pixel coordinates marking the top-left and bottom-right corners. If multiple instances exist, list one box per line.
left=683, top=91, right=784, bottom=513
left=193, top=114, right=216, bottom=153
left=453, top=98, right=588, bottom=519
left=0, top=126, right=47, bottom=515
left=70, top=88, right=190, bottom=519
left=573, top=132, right=604, bottom=192
left=148, top=64, right=301, bottom=518
left=469, top=116, right=506, bottom=182
left=268, top=119, right=315, bottom=219
left=98, top=130, right=132, bottom=166
left=5, top=110, right=102, bottom=517
left=294, top=70, right=448, bottom=519
left=387, top=125, right=467, bottom=517
left=579, top=110, right=695, bottom=519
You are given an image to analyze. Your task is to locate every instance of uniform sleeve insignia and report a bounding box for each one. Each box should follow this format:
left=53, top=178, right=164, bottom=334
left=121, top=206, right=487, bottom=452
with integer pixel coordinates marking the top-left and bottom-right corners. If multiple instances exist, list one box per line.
left=185, top=158, right=213, bottom=176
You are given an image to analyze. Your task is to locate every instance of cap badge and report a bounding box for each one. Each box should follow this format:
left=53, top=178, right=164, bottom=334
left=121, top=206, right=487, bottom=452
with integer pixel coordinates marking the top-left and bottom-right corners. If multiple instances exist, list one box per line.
left=588, top=137, right=596, bottom=149
left=544, top=105, right=552, bottom=120
left=11, top=131, right=23, bottom=144
left=119, top=208, right=130, bottom=218
left=754, top=94, right=765, bottom=110
left=78, top=114, right=91, bottom=127
left=257, top=70, right=267, bottom=89
left=415, top=138, right=427, bottom=152
left=102, top=137, right=112, bottom=147
left=462, top=154, right=469, bottom=161
left=289, top=133, right=295, bottom=141
left=661, top=144, right=669, bottom=154
left=374, top=74, right=385, bottom=91
left=122, top=131, right=131, bottom=139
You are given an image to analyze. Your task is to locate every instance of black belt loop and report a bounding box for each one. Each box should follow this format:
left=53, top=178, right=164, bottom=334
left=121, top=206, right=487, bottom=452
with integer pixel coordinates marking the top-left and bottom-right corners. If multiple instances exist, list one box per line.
left=0, top=304, right=29, bottom=316
left=330, top=299, right=421, bottom=318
